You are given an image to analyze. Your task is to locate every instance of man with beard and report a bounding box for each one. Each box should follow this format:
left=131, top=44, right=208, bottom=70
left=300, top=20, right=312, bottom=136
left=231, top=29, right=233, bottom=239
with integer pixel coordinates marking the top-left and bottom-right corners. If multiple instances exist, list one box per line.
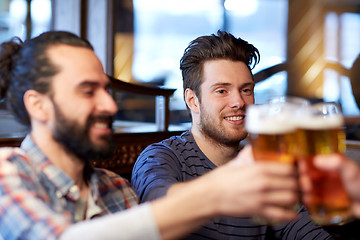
left=0, top=31, right=304, bottom=239
left=131, top=31, right=332, bottom=239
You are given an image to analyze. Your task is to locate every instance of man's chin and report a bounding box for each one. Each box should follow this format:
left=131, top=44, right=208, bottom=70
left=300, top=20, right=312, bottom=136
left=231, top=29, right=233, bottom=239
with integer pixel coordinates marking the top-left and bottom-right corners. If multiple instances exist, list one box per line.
left=91, top=139, right=112, bottom=150
left=226, top=130, right=247, bottom=141
left=88, top=142, right=115, bottom=160
left=89, top=134, right=113, bottom=148
left=91, top=132, right=113, bottom=143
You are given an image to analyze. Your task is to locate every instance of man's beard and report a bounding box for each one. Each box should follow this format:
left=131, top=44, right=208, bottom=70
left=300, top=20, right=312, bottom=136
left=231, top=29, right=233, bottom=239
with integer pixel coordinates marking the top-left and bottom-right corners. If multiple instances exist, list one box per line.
left=52, top=102, right=115, bottom=162
left=199, top=107, right=247, bottom=147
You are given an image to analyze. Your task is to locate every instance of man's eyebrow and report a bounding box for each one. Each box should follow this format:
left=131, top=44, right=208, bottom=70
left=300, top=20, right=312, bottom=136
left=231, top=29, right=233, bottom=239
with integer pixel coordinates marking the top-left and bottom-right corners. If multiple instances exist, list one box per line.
left=210, top=82, right=254, bottom=88
left=209, top=82, right=232, bottom=88
left=76, top=80, right=111, bottom=89
left=242, top=82, right=255, bottom=87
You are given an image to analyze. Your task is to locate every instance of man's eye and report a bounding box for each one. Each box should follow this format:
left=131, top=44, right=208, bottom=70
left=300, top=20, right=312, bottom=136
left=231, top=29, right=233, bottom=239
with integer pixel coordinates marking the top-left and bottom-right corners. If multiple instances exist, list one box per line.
left=83, top=89, right=95, bottom=96
left=216, top=89, right=226, bottom=94
left=242, top=88, right=253, bottom=94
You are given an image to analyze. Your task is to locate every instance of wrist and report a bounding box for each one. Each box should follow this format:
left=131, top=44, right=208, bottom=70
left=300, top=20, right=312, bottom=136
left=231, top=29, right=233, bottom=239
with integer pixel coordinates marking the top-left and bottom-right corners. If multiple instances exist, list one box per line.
left=151, top=178, right=215, bottom=239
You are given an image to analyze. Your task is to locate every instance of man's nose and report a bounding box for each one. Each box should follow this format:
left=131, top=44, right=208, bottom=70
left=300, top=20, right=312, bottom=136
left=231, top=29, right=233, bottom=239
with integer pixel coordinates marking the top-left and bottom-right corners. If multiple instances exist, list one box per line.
left=96, top=90, right=118, bottom=114
left=229, top=92, right=245, bottom=109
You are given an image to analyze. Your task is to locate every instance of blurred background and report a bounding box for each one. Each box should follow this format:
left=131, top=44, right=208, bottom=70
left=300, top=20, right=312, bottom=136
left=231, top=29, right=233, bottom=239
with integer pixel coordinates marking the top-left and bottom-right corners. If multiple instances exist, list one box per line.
left=0, top=0, right=359, bottom=134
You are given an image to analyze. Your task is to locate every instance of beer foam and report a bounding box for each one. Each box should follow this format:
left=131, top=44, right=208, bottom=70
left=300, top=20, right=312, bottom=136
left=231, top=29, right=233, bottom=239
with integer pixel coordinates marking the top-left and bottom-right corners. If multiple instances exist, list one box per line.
left=245, top=105, right=298, bottom=134
left=246, top=119, right=296, bottom=134
left=299, top=114, right=344, bottom=129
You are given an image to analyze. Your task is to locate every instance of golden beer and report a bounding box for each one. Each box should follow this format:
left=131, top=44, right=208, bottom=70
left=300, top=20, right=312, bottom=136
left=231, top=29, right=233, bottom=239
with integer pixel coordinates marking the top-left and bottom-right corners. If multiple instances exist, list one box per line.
left=246, top=103, right=299, bottom=164
left=246, top=101, right=352, bottom=225
left=248, top=132, right=296, bottom=164
left=246, top=103, right=300, bottom=225
left=297, top=112, right=352, bottom=225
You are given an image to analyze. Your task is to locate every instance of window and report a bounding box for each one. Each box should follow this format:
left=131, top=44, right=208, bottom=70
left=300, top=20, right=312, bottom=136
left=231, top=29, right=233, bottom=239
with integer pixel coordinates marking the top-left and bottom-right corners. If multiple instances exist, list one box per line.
left=0, top=0, right=51, bottom=42
left=114, top=0, right=288, bottom=125
left=324, top=12, right=360, bottom=115
left=0, top=0, right=51, bottom=137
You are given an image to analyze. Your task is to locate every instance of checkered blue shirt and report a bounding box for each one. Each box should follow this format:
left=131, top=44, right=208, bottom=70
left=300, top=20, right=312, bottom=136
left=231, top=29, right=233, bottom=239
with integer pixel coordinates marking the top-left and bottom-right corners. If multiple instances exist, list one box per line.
left=0, top=135, right=139, bottom=240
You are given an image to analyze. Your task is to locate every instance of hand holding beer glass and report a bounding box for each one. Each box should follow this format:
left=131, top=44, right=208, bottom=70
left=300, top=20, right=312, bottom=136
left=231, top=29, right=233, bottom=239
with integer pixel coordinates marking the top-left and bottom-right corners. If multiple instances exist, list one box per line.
left=297, top=102, right=352, bottom=225
left=245, top=101, right=301, bottom=224
left=246, top=98, right=352, bottom=226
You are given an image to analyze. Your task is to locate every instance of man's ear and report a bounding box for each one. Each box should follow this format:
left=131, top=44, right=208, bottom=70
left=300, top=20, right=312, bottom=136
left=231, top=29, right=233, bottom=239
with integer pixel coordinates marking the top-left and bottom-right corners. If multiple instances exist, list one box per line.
left=184, top=88, right=200, bottom=113
left=23, top=90, right=51, bottom=122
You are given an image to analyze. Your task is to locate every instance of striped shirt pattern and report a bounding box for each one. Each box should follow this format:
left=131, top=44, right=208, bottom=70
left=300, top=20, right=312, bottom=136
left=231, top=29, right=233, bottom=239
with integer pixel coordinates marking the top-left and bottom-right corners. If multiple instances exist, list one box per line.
left=132, top=131, right=333, bottom=240
left=0, top=135, right=138, bottom=240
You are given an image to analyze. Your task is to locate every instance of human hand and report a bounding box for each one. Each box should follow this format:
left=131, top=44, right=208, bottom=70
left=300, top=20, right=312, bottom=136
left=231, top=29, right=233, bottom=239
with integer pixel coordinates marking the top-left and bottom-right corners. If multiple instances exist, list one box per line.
left=301, top=154, right=360, bottom=219
left=206, top=145, right=299, bottom=223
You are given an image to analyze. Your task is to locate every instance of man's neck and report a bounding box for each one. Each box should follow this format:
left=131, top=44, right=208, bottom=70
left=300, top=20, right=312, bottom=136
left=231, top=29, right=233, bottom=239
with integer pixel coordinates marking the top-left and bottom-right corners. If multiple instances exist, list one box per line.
left=30, top=130, right=86, bottom=188
left=190, top=128, right=241, bottom=167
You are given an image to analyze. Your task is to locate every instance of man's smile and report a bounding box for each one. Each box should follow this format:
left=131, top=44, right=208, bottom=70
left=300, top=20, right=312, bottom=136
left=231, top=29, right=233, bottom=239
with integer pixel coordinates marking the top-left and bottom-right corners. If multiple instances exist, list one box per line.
left=224, top=115, right=245, bottom=121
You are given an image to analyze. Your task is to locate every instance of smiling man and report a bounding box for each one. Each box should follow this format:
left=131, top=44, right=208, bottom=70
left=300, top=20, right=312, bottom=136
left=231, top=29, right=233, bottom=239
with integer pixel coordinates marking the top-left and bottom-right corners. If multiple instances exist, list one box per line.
left=0, top=31, right=138, bottom=238
left=131, top=31, right=332, bottom=239
left=46, top=44, right=117, bottom=161
left=0, top=30, right=310, bottom=240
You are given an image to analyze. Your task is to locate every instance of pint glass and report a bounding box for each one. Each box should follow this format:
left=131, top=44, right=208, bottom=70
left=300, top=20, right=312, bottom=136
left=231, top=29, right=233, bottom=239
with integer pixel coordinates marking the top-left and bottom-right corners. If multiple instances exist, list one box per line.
left=246, top=100, right=304, bottom=164
left=245, top=102, right=300, bottom=224
left=268, top=96, right=310, bottom=107
left=297, top=102, right=352, bottom=225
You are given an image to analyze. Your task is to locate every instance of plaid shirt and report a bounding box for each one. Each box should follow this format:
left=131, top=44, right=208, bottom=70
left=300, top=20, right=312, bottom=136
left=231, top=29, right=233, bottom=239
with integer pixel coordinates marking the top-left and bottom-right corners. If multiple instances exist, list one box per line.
left=0, top=135, right=139, bottom=240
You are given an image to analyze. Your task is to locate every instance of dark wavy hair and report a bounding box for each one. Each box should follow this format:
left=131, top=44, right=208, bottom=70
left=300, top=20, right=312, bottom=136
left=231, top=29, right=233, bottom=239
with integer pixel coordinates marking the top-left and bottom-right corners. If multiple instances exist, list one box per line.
left=180, top=30, right=260, bottom=101
left=0, top=31, right=93, bottom=126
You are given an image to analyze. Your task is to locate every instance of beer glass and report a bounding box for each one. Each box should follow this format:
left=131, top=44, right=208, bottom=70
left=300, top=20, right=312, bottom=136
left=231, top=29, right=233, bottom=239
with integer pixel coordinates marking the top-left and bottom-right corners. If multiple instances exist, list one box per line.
left=246, top=96, right=310, bottom=163
left=245, top=102, right=300, bottom=225
left=268, top=96, right=310, bottom=107
left=245, top=103, right=299, bottom=164
left=297, top=102, right=352, bottom=225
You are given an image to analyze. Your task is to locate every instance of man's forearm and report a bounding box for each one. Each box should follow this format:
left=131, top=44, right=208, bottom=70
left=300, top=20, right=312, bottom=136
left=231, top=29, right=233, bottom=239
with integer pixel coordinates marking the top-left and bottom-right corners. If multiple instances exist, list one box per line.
left=152, top=176, right=216, bottom=240
left=60, top=203, right=160, bottom=240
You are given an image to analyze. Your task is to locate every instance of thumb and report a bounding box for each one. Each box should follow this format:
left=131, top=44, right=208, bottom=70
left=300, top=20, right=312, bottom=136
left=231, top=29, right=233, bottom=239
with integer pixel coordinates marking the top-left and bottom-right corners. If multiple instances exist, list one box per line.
left=313, top=154, right=343, bottom=171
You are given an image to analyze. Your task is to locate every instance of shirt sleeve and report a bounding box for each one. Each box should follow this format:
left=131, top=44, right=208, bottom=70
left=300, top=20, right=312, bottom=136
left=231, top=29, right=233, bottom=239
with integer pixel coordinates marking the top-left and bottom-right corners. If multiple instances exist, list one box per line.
left=131, top=143, right=182, bottom=202
left=60, top=203, right=160, bottom=240
left=0, top=149, right=71, bottom=240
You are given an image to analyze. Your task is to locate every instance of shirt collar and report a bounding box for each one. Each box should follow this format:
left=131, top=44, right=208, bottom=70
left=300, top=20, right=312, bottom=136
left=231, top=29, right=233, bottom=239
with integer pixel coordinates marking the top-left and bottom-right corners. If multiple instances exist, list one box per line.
left=20, top=134, right=100, bottom=201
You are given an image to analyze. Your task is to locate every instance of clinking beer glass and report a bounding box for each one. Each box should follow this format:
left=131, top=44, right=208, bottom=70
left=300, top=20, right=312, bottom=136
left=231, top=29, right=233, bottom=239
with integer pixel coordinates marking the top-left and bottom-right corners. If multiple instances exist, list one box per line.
left=246, top=103, right=299, bottom=164
left=246, top=96, right=310, bottom=164
left=297, top=102, right=352, bottom=225
left=245, top=102, right=301, bottom=224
